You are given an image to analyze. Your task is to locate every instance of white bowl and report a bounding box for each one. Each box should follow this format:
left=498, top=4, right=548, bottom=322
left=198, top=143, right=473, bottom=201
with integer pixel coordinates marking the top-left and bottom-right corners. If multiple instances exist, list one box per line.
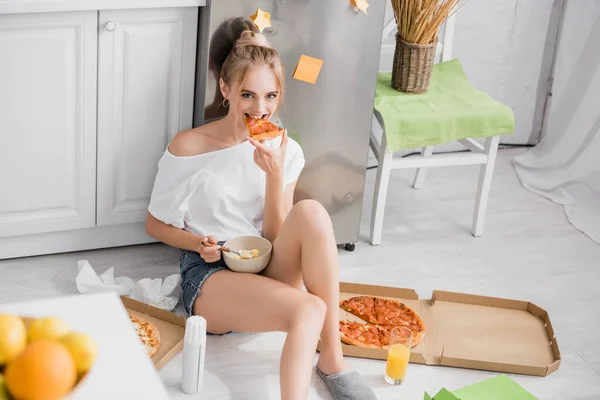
left=222, top=236, right=272, bottom=274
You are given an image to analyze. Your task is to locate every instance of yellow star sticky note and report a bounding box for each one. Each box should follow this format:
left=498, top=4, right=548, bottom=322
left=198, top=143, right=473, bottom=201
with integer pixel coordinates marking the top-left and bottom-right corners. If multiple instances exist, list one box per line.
left=250, top=8, right=272, bottom=33
left=293, top=55, right=324, bottom=84
left=350, top=0, right=369, bottom=14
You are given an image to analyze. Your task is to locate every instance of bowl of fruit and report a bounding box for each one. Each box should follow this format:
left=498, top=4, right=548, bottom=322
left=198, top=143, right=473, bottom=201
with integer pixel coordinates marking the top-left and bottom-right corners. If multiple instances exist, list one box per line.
left=0, top=314, right=97, bottom=400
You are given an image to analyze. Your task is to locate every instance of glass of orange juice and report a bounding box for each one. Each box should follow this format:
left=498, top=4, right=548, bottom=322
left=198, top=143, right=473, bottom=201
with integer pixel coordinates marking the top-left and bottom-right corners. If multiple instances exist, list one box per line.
left=384, top=326, right=413, bottom=385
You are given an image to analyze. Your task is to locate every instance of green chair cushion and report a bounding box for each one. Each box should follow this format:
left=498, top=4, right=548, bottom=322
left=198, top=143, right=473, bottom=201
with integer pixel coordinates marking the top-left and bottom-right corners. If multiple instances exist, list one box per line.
left=374, top=59, right=515, bottom=152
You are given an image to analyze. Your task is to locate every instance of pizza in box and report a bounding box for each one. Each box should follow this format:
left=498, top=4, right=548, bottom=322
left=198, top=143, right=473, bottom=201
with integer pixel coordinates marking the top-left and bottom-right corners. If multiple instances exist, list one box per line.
left=128, top=313, right=161, bottom=357
left=338, top=296, right=426, bottom=349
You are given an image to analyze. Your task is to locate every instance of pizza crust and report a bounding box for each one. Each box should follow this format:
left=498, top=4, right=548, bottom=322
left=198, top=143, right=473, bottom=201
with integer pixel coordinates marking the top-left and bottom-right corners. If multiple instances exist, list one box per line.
left=340, top=335, right=382, bottom=349
left=129, top=313, right=161, bottom=357
left=412, top=330, right=425, bottom=348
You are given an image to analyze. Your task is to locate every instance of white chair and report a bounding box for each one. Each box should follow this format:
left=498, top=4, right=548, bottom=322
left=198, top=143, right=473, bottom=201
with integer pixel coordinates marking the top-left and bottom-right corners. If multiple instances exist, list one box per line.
left=369, top=14, right=506, bottom=245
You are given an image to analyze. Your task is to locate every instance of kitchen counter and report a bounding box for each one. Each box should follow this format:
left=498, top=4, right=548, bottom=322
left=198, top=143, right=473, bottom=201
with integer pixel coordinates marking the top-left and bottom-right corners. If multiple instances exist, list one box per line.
left=0, top=292, right=170, bottom=399
left=0, top=0, right=205, bottom=15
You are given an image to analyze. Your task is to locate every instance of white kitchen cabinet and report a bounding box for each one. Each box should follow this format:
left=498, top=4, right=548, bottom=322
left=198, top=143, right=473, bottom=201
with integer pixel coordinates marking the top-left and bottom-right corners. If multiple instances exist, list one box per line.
left=0, top=11, right=98, bottom=238
left=0, top=4, right=201, bottom=259
left=96, top=7, right=198, bottom=226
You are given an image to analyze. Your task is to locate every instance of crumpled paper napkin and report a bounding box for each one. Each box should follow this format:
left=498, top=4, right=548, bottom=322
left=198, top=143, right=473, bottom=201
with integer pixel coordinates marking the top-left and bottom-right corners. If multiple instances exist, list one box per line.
left=75, top=260, right=180, bottom=311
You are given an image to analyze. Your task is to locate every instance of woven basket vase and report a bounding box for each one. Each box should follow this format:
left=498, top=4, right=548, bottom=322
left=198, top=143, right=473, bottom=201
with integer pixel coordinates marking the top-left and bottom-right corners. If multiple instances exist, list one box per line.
left=391, top=36, right=437, bottom=94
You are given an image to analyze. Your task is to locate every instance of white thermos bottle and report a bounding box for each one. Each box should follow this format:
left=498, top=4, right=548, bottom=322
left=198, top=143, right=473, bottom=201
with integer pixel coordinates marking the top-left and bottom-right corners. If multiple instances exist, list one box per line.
left=181, top=315, right=207, bottom=394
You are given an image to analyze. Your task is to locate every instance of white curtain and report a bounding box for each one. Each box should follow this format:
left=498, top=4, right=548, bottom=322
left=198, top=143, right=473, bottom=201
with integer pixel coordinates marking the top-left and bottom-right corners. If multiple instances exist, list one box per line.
left=514, top=1, right=600, bottom=245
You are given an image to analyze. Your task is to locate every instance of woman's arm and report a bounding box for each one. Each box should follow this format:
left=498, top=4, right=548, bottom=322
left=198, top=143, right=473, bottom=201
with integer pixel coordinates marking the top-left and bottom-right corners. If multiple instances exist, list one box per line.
left=250, top=131, right=299, bottom=243
left=145, top=213, right=204, bottom=252
left=145, top=213, right=221, bottom=262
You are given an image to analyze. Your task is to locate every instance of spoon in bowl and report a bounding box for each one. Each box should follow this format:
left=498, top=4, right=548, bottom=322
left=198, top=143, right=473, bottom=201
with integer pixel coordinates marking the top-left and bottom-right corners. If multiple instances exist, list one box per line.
left=201, top=241, right=244, bottom=258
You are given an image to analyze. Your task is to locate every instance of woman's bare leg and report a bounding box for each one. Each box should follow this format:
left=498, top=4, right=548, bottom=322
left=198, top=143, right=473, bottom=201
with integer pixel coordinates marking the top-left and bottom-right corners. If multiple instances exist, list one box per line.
left=192, top=269, right=326, bottom=400
left=261, top=199, right=348, bottom=375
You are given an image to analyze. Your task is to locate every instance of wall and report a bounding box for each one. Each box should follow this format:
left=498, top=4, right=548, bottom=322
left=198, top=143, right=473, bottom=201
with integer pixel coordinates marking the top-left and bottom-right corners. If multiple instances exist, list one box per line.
left=513, top=0, right=600, bottom=244
left=378, top=0, right=560, bottom=147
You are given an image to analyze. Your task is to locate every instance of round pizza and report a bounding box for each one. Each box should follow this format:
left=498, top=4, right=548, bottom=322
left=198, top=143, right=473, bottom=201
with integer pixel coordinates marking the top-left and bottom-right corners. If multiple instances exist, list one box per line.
left=129, top=313, right=161, bottom=357
left=339, top=296, right=426, bottom=349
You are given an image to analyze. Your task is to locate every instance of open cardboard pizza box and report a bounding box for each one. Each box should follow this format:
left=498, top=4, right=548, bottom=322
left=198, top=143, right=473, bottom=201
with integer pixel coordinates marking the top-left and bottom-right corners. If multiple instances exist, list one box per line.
left=317, top=282, right=561, bottom=377
left=120, top=296, right=186, bottom=369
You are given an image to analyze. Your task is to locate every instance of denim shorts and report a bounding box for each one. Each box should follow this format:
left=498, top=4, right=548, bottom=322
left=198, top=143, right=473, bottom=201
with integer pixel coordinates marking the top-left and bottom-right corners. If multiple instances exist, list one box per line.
left=180, top=243, right=229, bottom=317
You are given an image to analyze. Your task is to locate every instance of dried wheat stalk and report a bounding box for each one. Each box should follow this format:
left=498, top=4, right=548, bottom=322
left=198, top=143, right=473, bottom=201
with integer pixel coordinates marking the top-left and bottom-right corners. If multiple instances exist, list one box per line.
left=392, top=0, right=462, bottom=44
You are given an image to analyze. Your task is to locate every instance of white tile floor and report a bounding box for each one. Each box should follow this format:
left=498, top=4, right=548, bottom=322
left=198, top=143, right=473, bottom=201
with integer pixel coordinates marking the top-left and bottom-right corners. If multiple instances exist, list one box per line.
left=1, top=148, right=599, bottom=399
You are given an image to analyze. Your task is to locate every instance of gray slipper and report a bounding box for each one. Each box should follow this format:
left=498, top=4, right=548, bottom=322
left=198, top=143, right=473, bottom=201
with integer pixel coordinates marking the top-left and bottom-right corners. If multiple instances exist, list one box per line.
left=316, top=366, right=378, bottom=400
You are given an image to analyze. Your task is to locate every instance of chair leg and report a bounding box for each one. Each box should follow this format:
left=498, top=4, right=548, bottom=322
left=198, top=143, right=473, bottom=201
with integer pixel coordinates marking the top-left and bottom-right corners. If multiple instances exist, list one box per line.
left=412, top=146, right=434, bottom=189
left=472, top=136, right=500, bottom=237
left=370, top=133, right=393, bottom=246
left=369, top=128, right=380, bottom=160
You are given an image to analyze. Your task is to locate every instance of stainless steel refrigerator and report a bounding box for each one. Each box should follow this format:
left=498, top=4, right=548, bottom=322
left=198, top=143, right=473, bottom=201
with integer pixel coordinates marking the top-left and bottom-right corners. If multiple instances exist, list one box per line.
left=194, top=0, right=386, bottom=249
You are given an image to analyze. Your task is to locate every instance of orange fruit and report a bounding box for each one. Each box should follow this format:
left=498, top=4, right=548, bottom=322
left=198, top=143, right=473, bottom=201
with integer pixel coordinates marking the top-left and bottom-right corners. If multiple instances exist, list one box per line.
left=4, top=340, right=77, bottom=400
left=0, top=314, right=27, bottom=365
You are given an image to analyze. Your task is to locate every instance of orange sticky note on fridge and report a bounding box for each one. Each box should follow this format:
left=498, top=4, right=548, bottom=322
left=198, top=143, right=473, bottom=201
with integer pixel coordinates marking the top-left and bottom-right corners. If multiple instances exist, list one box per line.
left=293, top=55, right=324, bottom=84
left=350, top=0, right=369, bottom=14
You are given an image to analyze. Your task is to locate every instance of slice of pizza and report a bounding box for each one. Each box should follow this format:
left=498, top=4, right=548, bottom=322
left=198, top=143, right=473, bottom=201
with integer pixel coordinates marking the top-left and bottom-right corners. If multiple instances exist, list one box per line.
left=377, top=325, right=393, bottom=349
left=374, top=298, right=424, bottom=328
left=373, top=297, right=400, bottom=326
left=244, top=116, right=284, bottom=141
left=339, top=320, right=382, bottom=349
left=373, top=298, right=426, bottom=347
left=339, top=296, right=377, bottom=324
left=129, top=313, right=161, bottom=357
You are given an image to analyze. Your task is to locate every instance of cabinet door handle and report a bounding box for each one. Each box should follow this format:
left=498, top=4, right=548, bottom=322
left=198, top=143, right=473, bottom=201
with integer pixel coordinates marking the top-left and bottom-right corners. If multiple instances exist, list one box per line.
left=105, top=21, right=117, bottom=32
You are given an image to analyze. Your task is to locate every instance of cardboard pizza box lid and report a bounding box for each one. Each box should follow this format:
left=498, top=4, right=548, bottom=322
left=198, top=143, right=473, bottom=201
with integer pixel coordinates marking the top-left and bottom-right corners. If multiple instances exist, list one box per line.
left=339, top=282, right=419, bottom=300
left=429, top=290, right=560, bottom=376
left=323, top=282, right=561, bottom=377
left=120, top=296, right=186, bottom=370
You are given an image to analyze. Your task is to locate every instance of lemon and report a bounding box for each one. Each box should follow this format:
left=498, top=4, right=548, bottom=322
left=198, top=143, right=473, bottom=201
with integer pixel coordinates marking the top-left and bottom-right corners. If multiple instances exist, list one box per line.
left=0, top=314, right=27, bottom=365
left=0, top=373, right=9, bottom=400
left=27, top=317, right=70, bottom=343
left=60, top=332, right=98, bottom=375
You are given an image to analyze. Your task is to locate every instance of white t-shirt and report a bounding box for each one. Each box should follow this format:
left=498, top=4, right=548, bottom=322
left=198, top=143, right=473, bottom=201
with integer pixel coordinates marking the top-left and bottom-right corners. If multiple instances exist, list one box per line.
left=148, top=137, right=305, bottom=241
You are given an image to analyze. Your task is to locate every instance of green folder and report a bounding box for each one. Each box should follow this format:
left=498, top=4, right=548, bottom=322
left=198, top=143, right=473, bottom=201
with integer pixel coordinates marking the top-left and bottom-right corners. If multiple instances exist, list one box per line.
left=424, top=375, right=538, bottom=400
left=425, top=388, right=456, bottom=400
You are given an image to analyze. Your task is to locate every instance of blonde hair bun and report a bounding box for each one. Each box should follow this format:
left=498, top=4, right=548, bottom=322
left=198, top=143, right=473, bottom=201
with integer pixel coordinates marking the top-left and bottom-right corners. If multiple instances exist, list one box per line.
left=219, top=26, right=284, bottom=113
left=236, top=30, right=272, bottom=49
